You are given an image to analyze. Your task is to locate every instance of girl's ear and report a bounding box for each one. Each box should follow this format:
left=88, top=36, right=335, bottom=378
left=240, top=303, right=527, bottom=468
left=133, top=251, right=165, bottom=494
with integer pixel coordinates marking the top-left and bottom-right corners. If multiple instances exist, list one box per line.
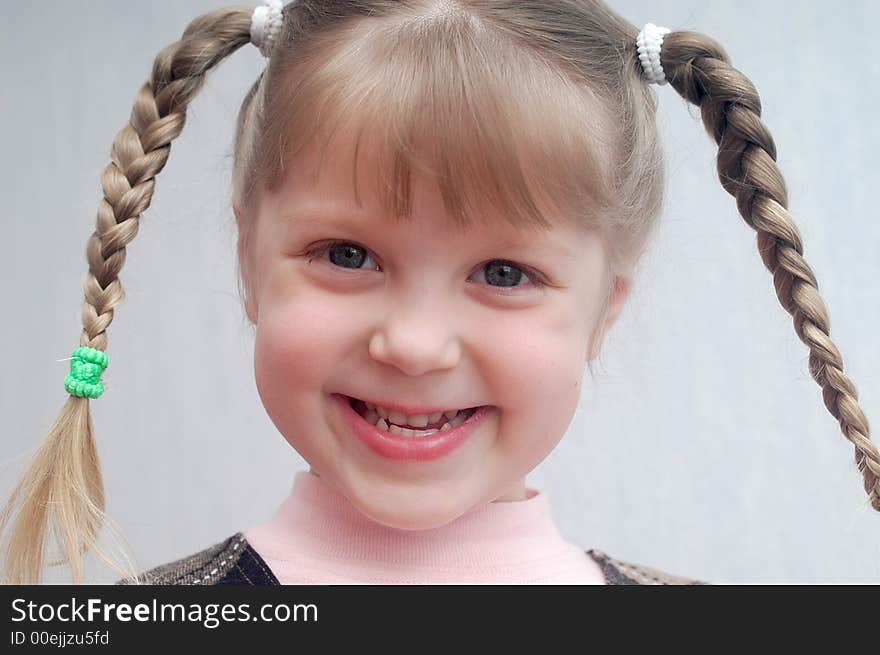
left=234, top=205, right=259, bottom=325
left=588, top=275, right=631, bottom=361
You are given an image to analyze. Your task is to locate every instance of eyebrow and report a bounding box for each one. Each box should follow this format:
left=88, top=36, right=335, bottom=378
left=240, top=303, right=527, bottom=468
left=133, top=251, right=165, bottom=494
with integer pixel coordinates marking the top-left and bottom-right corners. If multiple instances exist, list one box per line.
left=281, top=206, right=578, bottom=260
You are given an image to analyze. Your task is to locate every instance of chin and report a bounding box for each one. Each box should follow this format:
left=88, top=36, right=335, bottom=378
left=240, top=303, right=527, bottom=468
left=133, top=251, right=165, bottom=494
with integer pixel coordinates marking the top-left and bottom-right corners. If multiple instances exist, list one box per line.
left=349, top=492, right=469, bottom=532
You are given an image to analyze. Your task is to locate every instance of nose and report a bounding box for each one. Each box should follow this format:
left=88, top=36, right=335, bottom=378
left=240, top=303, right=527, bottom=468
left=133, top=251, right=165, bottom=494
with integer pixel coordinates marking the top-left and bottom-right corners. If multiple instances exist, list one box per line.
left=368, top=297, right=461, bottom=377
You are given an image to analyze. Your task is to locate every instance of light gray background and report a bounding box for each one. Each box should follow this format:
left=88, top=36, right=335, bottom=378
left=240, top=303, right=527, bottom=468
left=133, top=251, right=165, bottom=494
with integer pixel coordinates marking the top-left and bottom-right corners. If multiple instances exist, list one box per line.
left=2, top=1, right=877, bottom=584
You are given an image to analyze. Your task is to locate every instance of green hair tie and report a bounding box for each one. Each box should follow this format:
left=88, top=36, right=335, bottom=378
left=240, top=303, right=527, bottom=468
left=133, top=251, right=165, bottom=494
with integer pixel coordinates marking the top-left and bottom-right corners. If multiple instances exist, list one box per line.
left=64, top=346, right=109, bottom=399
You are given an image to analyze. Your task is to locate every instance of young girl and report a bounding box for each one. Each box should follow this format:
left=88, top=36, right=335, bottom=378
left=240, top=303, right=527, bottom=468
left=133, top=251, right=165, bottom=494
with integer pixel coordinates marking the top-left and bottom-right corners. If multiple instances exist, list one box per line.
left=2, top=0, right=877, bottom=584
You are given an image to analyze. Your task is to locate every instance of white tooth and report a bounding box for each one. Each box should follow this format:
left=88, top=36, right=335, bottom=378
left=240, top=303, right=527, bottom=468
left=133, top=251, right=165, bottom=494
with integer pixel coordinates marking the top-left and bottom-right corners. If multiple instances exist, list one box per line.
left=388, top=410, right=408, bottom=426
left=364, top=402, right=466, bottom=431
left=390, top=425, right=439, bottom=438
left=389, top=425, right=421, bottom=438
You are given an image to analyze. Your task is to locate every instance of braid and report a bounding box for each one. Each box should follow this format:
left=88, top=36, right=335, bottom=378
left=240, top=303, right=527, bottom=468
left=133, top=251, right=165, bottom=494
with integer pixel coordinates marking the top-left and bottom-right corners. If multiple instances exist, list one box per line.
left=0, top=8, right=256, bottom=584
left=659, top=31, right=880, bottom=511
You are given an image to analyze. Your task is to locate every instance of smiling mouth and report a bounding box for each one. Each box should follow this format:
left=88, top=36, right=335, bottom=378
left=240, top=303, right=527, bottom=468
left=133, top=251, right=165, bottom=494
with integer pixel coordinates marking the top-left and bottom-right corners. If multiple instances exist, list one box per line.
left=335, top=393, right=492, bottom=461
left=345, top=395, right=479, bottom=431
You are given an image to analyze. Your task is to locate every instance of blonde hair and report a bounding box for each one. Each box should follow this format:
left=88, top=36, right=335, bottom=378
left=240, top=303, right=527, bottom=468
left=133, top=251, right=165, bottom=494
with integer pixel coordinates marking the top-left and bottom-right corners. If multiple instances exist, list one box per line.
left=2, top=0, right=876, bottom=584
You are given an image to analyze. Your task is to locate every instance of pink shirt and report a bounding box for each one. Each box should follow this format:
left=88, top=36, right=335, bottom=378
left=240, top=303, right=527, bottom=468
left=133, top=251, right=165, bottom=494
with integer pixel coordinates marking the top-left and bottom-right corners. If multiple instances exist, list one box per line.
left=244, top=471, right=606, bottom=584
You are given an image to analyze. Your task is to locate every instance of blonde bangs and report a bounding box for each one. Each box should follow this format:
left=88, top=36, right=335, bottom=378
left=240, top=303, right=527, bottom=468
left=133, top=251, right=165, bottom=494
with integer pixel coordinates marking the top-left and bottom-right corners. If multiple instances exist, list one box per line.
left=258, top=15, right=615, bottom=235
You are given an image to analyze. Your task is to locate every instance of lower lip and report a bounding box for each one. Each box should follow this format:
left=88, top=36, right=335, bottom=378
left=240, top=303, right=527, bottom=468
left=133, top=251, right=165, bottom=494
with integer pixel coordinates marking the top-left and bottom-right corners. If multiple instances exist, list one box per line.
left=332, top=393, right=492, bottom=462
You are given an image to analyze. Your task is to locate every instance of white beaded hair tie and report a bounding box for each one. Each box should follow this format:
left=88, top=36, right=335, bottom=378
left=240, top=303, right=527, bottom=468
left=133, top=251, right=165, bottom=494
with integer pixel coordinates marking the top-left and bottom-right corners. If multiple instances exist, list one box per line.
left=250, top=0, right=284, bottom=58
left=636, top=22, right=672, bottom=85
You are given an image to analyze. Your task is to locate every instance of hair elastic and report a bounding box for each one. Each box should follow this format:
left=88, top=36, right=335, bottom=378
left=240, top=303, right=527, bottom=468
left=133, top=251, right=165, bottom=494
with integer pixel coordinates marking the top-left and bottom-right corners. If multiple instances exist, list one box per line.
left=636, top=22, right=672, bottom=85
left=64, top=346, right=109, bottom=399
left=250, top=0, right=284, bottom=58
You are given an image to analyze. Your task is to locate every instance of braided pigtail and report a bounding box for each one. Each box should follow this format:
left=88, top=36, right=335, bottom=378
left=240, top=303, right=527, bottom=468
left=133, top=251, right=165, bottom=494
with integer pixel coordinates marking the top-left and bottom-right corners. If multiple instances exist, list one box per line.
left=0, top=7, right=259, bottom=584
left=654, top=31, right=879, bottom=511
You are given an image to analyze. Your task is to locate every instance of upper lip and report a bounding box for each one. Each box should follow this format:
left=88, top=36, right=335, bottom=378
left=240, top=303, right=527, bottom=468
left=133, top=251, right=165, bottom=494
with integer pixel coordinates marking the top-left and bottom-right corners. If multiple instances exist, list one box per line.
left=340, top=393, right=483, bottom=416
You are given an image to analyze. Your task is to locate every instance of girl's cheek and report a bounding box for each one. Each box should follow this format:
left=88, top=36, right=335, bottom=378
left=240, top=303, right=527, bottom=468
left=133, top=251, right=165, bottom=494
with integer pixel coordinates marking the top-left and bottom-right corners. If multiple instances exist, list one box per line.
left=486, top=309, right=586, bottom=425
left=257, top=300, right=332, bottom=370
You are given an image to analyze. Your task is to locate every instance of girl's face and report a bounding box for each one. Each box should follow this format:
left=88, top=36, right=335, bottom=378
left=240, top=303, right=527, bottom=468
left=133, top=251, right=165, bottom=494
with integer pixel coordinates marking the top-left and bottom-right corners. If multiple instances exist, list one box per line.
left=237, top=128, right=630, bottom=530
